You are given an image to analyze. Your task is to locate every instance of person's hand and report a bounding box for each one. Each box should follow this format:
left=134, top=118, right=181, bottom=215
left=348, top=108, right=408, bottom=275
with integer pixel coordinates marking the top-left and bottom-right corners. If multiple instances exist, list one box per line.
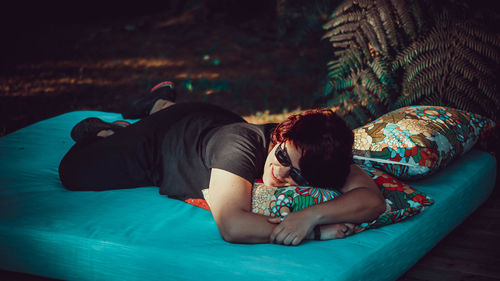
left=267, top=210, right=317, bottom=246
left=320, top=223, right=355, bottom=240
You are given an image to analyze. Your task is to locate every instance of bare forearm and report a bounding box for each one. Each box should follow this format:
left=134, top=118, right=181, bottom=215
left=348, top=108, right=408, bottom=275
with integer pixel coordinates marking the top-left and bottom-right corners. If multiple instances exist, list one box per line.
left=266, top=186, right=386, bottom=245
left=306, top=187, right=386, bottom=225
left=216, top=211, right=277, bottom=244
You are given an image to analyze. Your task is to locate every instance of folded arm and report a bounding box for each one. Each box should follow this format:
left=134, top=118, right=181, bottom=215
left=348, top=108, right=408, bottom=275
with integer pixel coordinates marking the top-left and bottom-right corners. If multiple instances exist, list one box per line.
left=208, top=168, right=276, bottom=244
left=209, top=165, right=385, bottom=245
left=270, top=164, right=386, bottom=245
left=308, top=164, right=386, bottom=225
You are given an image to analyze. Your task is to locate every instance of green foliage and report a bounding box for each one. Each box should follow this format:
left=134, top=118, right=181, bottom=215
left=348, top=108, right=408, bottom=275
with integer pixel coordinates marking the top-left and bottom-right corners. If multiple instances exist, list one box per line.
left=322, top=0, right=500, bottom=127
left=394, top=16, right=500, bottom=119
left=322, top=0, right=426, bottom=127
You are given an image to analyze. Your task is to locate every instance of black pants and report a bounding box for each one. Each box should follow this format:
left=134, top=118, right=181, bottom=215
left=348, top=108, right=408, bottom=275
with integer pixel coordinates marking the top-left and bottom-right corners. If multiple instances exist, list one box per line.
left=58, top=112, right=166, bottom=191
left=58, top=103, right=199, bottom=191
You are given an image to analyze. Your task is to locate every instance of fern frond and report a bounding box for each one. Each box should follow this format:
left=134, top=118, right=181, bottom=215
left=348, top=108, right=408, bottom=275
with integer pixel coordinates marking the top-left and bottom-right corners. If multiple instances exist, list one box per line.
left=422, top=93, right=442, bottom=106
left=359, top=21, right=380, bottom=53
left=329, top=0, right=357, bottom=19
left=403, top=52, right=446, bottom=83
left=323, top=11, right=363, bottom=30
left=329, top=90, right=349, bottom=106
left=457, top=22, right=500, bottom=49
left=448, top=57, right=499, bottom=104
left=403, top=61, right=443, bottom=95
left=327, top=48, right=364, bottom=77
left=477, top=80, right=500, bottom=105
left=458, top=35, right=500, bottom=64
left=323, top=22, right=360, bottom=38
left=376, top=0, right=399, bottom=50
left=357, top=0, right=374, bottom=9
left=392, top=27, right=448, bottom=70
left=327, top=32, right=356, bottom=43
left=358, top=69, right=385, bottom=100
left=323, top=1, right=499, bottom=122
left=366, top=8, right=389, bottom=54
left=449, top=57, right=482, bottom=82
left=395, top=20, right=500, bottom=119
left=441, top=86, right=482, bottom=115
left=398, top=76, right=437, bottom=107
left=392, top=40, right=422, bottom=70
left=368, top=56, right=391, bottom=85
left=447, top=73, right=489, bottom=106
left=354, top=30, right=371, bottom=58
left=331, top=41, right=356, bottom=49
left=390, top=0, right=417, bottom=40
left=454, top=44, right=494, bottom=77
left=330, top=77, right=354, bottom=90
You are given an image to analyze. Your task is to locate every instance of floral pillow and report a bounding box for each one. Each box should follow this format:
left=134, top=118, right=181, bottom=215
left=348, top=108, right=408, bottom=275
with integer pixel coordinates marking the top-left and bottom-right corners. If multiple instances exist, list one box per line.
left=187, top=166, right=434, bottom=235
left=352, top=105, right=495, bottom=179
left=250, top=184, right=341, bottom=217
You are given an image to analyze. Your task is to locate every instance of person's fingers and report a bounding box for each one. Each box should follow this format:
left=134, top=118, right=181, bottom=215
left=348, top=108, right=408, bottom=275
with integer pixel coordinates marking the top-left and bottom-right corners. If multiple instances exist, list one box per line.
left=332, top=226, right=346, bottom=239
left=337, top=228, right=346, bottom=239
left=275, top=229, right=290, bottom=244
left=345, top=223, right=355, bottom=236
left=341, top=225, right=348, bottom=233
left=270, top=229, right=278, bottom=243
left=270, top=224, right=285, bottom=243
left=292, top=235, right=303, bottom=246
left=268, top=217, right=282, bottom=224
left=283, top=232, right=296, bottom=246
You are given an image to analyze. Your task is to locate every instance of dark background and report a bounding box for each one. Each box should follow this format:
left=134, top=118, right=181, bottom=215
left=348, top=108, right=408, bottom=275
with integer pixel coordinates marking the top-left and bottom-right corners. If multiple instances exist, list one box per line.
left=0, top=0, right=336, bottom=136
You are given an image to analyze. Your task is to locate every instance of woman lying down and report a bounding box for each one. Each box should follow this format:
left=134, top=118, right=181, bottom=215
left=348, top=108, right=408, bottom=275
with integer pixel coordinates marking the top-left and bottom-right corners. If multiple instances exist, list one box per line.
left=59, top=81, right=386, bottom=246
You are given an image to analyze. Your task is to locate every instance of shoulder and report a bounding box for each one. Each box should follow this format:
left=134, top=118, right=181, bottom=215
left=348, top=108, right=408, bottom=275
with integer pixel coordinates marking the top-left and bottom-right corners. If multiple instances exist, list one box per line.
left=207, top=123, right=269, bottom=183
left=210, top=123, right=267, bottom=149
left=339, top=164, right=378, bottom=193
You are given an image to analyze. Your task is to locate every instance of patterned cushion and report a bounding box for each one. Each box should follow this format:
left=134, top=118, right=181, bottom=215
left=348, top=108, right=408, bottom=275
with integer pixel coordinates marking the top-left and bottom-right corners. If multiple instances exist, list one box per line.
left=250, top=185, right=341, bottom=217
left=352, top=105, right=495, bottom=179
left=192, top=166, right=434, bottom=235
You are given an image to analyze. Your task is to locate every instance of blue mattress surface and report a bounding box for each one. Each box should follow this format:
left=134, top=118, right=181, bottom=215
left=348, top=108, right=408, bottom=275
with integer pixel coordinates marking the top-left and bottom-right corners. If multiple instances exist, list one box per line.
left=0, top=111, right=496, bottom=281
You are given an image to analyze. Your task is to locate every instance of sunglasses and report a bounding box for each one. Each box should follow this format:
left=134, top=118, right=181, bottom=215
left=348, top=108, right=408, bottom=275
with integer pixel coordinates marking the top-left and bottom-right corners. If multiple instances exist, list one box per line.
left=275, top=143, right=310, bottom=186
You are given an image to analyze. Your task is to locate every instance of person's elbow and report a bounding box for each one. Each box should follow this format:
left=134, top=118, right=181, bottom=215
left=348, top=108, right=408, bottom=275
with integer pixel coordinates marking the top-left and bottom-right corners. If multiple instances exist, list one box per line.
left=216, top=215, right=250, bottom=244
left=366, top=192, right=386, bottom=220
left=219, top=226, right=243, bottom=243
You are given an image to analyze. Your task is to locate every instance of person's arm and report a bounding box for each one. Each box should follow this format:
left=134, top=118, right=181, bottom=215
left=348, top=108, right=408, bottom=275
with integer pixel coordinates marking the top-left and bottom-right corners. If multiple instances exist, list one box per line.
left=269, top=164, right=386, bottom=245
left=208, top=168, right=277, bottom=244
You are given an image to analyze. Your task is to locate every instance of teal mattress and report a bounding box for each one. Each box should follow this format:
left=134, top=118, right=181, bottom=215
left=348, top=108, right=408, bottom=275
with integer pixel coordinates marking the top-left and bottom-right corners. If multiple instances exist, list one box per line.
left=0, top=111, right=496, bottom=281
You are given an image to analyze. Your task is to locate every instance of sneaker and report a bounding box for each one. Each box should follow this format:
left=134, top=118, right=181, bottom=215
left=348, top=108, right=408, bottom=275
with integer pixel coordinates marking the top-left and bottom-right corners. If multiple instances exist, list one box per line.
left=121, top=81, right=177, bottom=119
left=70, top=117, right=130, bottom=143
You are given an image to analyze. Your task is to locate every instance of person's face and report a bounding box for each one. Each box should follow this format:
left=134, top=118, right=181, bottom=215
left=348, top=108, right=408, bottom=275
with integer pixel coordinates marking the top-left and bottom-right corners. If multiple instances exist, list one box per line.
left=262, top=141, right=307, bottom=187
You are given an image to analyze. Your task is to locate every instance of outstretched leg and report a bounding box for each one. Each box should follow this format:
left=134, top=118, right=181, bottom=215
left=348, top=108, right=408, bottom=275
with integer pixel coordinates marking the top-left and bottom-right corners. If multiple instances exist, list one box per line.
left=59, top=118, right=162, bottom=191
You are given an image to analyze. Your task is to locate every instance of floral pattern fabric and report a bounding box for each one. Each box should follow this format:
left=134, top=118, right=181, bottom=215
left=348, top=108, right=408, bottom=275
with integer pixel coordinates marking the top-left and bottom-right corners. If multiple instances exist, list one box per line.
left=251, top=185, right=342, bottom=217
left=250, top=166, right=433, bottom=234
left=352, top=105, right=495, bottom=179
left=354, top=166, right=433, bottom=233
left=192, top=165, right=434, bottom=236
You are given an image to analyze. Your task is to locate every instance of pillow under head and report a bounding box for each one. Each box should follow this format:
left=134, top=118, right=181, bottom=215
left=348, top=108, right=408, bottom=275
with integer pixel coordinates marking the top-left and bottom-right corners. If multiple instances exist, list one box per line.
left=193, top=165, right=434, bottom=236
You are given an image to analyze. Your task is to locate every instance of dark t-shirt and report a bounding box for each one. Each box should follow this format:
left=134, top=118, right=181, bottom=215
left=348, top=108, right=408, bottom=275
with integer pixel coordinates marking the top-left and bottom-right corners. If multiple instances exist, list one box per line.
left=154, top=103, right=276, bottom=200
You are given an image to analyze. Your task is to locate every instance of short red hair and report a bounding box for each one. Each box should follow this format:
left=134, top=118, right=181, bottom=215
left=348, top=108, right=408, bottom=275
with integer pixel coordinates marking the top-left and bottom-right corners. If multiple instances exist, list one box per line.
left=270, top=108, right=353, bottom=189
